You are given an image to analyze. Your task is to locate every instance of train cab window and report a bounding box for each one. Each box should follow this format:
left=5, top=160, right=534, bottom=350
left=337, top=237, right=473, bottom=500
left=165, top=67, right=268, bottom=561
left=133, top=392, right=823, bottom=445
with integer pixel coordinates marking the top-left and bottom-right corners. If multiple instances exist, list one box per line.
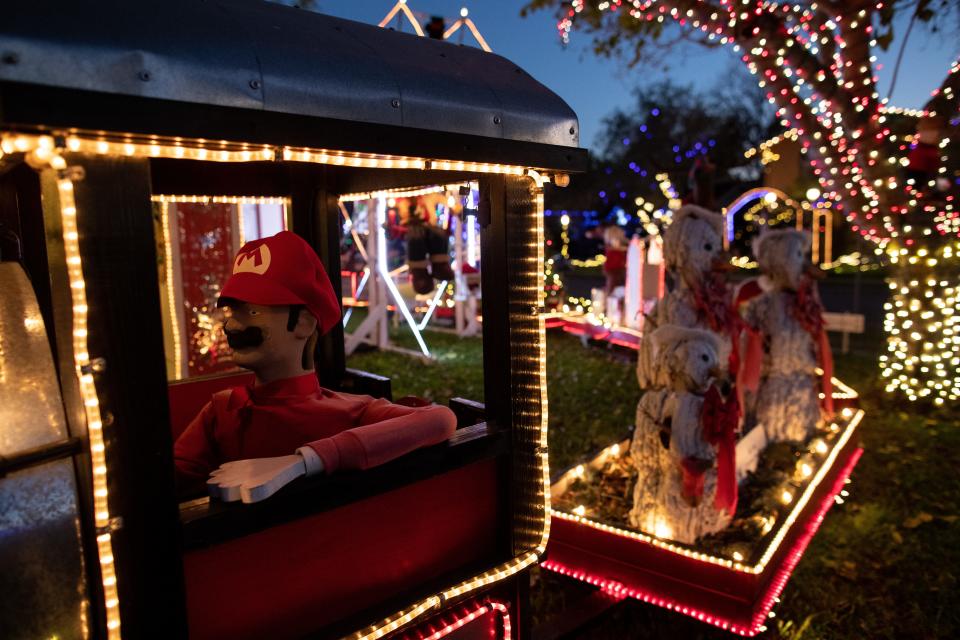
left=152, top=195, right=290, bottom=381
left=340, top=182, right=484, bottom=386
left=158, top=183, right=497, bottom=638
left=157, top=184, right=486, bottom=511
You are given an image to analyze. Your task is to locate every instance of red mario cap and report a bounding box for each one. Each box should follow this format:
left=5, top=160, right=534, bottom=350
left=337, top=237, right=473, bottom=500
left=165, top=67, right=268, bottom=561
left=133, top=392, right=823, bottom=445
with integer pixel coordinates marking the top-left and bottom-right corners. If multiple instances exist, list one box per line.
left=218, top=231, right=341, bottom=334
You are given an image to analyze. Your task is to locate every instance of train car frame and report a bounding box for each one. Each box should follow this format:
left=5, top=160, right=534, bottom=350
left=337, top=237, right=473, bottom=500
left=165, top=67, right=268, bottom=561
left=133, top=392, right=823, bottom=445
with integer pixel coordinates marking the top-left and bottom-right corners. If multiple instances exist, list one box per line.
left=0, top=2, right=587, bottom=639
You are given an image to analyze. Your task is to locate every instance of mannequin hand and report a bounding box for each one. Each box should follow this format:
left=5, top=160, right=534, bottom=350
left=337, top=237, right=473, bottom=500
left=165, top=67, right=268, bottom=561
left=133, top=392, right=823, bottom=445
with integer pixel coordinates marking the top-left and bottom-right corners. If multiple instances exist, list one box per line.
left=207, top=455, right=306, bottom=504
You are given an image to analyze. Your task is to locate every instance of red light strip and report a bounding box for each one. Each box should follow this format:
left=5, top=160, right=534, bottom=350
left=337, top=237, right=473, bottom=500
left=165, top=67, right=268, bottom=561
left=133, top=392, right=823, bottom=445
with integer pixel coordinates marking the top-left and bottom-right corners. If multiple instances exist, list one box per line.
left=488, top=602, right=511, bottom=639
left=542, top=448, right=863, bottom=636
left=404, top=600, right=512, bottom=640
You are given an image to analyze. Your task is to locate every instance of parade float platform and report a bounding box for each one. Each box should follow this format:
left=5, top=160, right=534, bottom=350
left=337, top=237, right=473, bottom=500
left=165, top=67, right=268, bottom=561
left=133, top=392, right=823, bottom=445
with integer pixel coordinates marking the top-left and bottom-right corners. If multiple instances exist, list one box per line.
left=542, top=381, right=863, bottom=636
left=544, top=313, right=644, bottom=350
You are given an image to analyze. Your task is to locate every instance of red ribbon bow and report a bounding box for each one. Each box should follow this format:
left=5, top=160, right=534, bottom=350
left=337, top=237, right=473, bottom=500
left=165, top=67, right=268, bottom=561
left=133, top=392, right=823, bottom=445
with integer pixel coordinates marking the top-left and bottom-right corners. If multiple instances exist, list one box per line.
left=736, top=279, right=834, bottom=417
left=693, top=271, right=743, bottom=375
left=700, top=384, right=740, bottom=516
left=794, top=279, right=834, bottom=416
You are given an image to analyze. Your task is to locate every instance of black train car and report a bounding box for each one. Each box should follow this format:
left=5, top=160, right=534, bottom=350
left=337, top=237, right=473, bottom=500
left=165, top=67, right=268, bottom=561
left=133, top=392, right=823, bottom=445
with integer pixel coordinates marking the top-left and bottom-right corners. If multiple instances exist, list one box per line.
left=0, top=1, right=586, bottom=638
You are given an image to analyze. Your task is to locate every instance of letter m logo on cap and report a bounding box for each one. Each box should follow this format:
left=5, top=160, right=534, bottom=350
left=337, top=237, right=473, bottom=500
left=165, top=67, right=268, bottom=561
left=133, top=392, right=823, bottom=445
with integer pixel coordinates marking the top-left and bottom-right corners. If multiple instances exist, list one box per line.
left=233, top=244, right=272, bottom=275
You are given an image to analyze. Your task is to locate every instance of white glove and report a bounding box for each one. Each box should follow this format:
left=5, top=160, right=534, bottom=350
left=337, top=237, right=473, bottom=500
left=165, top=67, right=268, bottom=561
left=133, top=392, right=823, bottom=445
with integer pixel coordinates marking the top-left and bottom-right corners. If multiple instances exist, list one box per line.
left=208, top=455, right=307, bottom=504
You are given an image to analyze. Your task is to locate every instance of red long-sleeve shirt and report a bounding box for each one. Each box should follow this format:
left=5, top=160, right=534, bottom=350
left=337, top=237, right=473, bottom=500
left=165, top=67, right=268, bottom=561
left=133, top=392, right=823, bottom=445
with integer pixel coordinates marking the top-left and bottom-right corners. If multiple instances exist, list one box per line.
left=604, top=248, right=627, bottom=273
left=174, top=373, right=457, bottom=495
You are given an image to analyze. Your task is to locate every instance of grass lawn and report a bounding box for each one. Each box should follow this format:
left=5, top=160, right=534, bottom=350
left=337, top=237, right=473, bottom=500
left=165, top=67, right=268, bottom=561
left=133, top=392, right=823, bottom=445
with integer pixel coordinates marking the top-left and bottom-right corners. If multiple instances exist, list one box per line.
left=347, top=319, right=960, bottom=639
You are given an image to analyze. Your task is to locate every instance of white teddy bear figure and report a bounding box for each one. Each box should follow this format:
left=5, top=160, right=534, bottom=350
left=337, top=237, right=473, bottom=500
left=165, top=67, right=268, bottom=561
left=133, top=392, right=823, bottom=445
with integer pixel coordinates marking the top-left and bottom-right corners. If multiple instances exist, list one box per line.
left=630, top=325, right=739, bottom=544
left=739, top=229, right=831, bottom=444
left=637, top=205, right=737, bottom=390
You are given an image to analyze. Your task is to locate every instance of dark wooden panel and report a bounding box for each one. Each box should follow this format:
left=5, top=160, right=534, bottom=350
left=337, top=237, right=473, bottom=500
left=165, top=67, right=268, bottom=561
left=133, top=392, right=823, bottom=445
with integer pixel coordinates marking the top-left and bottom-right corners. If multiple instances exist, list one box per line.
left=67, top=154, right=188, bottom=638
left=179, top=426, right=505, bottom=548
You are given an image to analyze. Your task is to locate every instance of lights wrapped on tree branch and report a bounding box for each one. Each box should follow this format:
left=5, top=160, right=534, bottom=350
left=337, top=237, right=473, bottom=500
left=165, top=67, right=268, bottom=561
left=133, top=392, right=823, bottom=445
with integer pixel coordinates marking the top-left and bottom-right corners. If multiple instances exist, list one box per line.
left=552, top=3, right=959, bottom=403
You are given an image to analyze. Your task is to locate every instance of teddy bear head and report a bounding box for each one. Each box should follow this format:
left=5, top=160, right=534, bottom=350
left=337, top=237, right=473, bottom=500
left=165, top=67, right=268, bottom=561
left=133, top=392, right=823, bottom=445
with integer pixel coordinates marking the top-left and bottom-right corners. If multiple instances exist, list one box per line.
left=752, top=228, right=811, bottom=291
left=662, top=204, right=725, bottom=288
left=650, top=325, right=721, bottom=393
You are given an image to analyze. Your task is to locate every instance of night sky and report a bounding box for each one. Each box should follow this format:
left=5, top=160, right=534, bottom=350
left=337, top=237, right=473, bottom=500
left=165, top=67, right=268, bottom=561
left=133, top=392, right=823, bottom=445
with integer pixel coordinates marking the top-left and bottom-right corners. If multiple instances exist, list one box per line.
left=317, top=1, right=959, bottom=151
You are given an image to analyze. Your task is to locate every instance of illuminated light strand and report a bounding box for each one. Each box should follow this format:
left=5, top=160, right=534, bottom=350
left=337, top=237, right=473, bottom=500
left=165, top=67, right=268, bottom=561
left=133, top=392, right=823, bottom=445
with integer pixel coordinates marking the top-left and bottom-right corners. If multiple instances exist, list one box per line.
left=541, top=447, right=863, bottom=637
left=744, top=128, right=801, bottom=159
left=550, top=408, right=864, bottom=575
left=158, top=201, right=183, bottom=378
left=415, top=606, right=488, bottom=640
left=399, top=600, right=511, bottom=640
left=1, top=132, right=539, bottom=180
left=343, top=269, right=371, bottom=327
left=338, top=183, right=471, bottom=203
left=374, top=197, right=431, bottom=357
left=745, top=103, right=923, bottom=160
left=443, top=552, right=540, bottom=601
left=442, top=13, right=494, bottom=53
left=560, top=212, right=570, bottom=258
left=528, top=170, right=553, bottom=555
left=353, top=597, right=442, bottom=640
left=378, top=0, right=426, bottom=37
left=151, top=194, right=290, bottom=206
left=353, top=553, right=538, bottom=640
left=879, top=274, right=960, bottom=404
left=56, top=167, right=122, bottom=639
left=487, top=601, right=512, bottom=638
left=417, top=280, right=449, bottom=330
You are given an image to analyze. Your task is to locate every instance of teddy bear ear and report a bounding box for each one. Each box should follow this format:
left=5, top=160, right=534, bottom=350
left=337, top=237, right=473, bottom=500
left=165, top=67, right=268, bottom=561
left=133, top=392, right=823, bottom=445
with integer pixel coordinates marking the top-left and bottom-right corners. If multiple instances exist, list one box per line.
left=673, top=204, right=723, bottom=237
left=650, top=324, right=719, bottom=361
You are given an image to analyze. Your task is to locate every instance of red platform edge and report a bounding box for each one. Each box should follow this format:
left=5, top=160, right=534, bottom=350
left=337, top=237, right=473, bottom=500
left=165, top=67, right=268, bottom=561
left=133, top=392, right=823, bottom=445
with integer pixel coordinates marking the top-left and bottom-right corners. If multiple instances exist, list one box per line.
left=399, top=599, right=511, bottom=640
left=545, top=315, right=642, bottom=350
left=542, top=444, right=863, bottom=636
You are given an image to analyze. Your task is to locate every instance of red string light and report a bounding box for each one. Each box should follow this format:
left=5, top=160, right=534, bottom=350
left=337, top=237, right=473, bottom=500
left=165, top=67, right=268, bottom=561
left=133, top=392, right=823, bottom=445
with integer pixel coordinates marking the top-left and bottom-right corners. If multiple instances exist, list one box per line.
left=402, top=600, right=512, bottom=640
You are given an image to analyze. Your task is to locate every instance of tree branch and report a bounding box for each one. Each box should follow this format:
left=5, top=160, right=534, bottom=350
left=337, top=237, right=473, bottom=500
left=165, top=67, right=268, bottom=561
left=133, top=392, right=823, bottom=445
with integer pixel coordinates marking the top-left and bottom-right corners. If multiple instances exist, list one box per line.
left=924, top=57, right=960, bottom=118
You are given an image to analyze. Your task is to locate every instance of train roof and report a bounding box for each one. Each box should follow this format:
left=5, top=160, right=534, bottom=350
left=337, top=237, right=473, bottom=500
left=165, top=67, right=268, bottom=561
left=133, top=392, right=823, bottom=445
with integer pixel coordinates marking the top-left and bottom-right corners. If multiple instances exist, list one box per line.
left=0, top=0, right=586, bottom=171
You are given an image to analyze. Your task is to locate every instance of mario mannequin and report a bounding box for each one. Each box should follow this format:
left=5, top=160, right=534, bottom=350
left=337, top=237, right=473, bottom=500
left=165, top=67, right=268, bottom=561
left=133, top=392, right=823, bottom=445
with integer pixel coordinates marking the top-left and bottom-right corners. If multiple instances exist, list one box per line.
left=174, top=231, right=457, bottom=503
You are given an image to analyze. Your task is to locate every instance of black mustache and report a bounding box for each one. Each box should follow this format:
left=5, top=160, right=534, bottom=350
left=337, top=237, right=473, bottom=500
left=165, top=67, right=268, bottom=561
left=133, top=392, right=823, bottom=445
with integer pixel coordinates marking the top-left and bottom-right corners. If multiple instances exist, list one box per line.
left=225, top=326, right=264, bottom=349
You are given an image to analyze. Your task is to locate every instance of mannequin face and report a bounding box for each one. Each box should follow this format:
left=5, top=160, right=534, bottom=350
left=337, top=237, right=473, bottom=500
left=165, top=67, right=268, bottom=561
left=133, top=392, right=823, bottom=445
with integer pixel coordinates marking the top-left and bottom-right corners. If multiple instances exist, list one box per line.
left=221, top=301, right=315, bottom=379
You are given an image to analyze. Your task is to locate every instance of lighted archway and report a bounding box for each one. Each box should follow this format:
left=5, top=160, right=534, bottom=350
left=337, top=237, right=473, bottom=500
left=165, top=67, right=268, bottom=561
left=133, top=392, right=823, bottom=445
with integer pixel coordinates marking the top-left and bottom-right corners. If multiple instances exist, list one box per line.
left=722, top=188, right=833, bottom=266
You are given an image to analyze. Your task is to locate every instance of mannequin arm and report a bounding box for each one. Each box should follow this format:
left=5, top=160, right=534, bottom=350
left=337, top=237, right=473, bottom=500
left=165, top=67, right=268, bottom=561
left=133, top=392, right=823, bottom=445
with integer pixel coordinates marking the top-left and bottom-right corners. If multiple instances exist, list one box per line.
left=207, top=454, right=319, bottom=504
